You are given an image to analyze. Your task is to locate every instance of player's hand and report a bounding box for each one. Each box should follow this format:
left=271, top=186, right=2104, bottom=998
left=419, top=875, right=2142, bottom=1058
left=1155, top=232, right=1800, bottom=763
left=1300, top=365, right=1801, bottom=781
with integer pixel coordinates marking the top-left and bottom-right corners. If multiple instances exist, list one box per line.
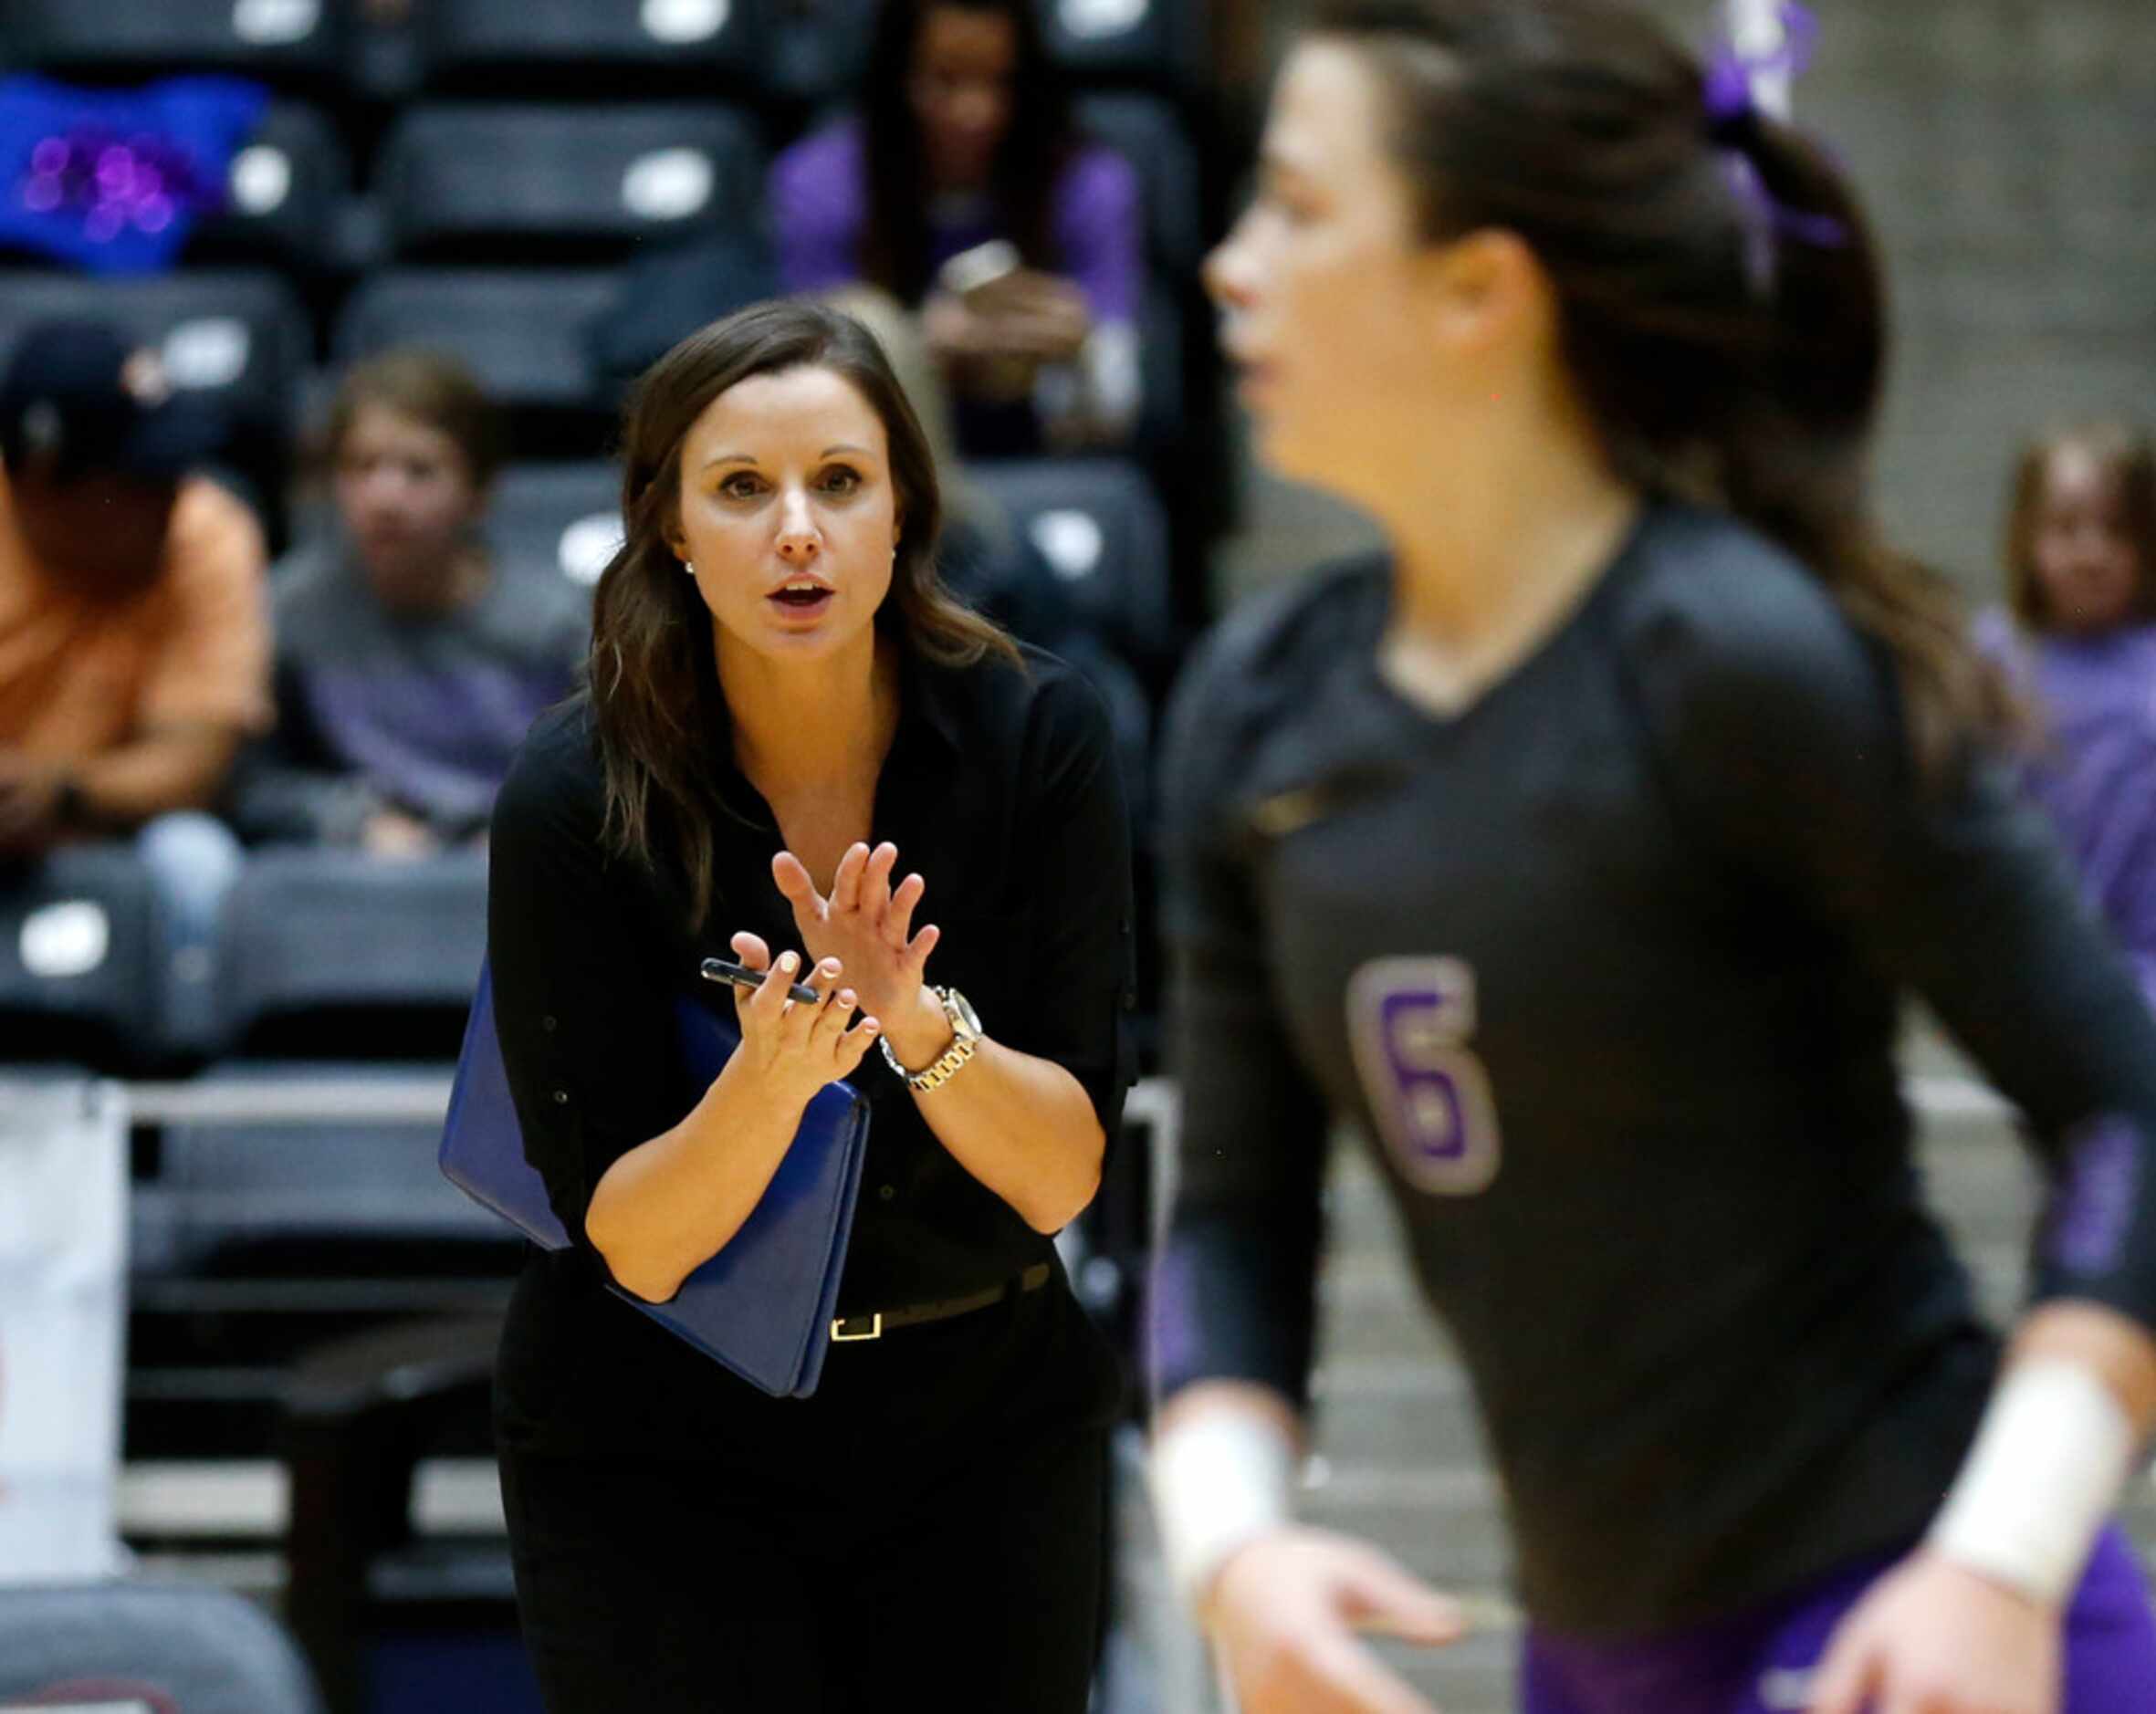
left=1210, top=1527, right=1463, bottom=1714
left=771, top=842, right=936, bottom=1042
left=723, top=936, right=880, bottom=1110
left=1809, top=1548, right=2060, bottom=1714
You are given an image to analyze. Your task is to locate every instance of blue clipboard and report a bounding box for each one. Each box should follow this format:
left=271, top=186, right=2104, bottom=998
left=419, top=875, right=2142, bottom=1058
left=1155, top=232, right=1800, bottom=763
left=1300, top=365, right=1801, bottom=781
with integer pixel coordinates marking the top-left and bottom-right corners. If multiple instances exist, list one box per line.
left=438, top=957, right=870, bottom=1398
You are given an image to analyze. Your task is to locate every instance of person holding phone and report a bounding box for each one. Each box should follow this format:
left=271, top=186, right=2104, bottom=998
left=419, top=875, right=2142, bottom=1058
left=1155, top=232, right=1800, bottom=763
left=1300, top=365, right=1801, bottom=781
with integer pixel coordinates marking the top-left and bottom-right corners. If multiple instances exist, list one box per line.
left=1147, top=3, right=2156, bottom=1712
left=486, top=298, right=1135, bottom=1712
left=768, top=0, right=1143, bottom=456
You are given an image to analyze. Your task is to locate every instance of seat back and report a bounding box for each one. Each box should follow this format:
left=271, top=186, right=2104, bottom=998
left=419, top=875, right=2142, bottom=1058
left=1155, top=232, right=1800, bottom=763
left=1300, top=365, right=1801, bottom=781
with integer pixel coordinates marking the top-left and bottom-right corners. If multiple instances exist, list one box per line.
left=489, top=462, right=624, bottom=595
left=139, top=1077, right=508, bottom=1279
left=969, top=456, right=1174, bottom=668
left=0, top=270, right=310, bottom=476
left=186, top=101, right=355, bottom=275
left=379, top=103, right=764, bottom=265
left=1076, top=92, right=1205, bottom=276
left=1037, top=0, right=1206, bottom=99
left=216, top=849, right=488, bottom=1059
left=0, top=1583, right=324, bottom=1714
left=413, top=0, right=763, bottom=96
left=0, top=847, right=162, bottom=1071
left=762, top=0, right=876, bottom=107
left=333, top=268, right=623, bottom=453
left=126, top=1065, right=522, bottom=1460
left=0, top=0, right=347, bottom=89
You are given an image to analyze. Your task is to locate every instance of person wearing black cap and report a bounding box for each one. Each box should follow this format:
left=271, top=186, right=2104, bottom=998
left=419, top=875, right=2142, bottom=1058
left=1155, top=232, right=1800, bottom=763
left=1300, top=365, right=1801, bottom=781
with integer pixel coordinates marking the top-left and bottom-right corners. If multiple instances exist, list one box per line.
left=0, top=318, right=270, bottom=1050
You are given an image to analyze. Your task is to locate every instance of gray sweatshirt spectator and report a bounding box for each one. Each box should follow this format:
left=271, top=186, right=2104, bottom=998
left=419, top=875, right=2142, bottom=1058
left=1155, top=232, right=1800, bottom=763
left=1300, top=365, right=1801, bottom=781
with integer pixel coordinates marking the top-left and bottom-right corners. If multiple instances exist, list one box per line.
left=231, top=350, right=586, bottom=854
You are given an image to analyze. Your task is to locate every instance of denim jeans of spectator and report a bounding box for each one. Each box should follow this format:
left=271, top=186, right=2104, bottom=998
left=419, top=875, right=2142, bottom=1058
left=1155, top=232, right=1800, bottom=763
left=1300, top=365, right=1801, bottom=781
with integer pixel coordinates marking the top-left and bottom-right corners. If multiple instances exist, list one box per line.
left=134, top=811, right=244, bottom=1056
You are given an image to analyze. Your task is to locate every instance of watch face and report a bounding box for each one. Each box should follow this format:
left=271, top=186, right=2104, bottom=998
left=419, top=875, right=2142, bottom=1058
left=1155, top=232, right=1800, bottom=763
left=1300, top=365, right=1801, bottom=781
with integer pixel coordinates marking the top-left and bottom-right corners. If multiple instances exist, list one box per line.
left=945, top=988, right=983, bottom=1039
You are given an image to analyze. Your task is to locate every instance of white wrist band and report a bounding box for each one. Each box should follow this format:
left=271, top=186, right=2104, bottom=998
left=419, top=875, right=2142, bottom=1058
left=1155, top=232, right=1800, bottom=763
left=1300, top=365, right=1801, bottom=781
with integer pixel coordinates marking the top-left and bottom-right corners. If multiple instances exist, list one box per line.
left=1148, top=1410, right=1297, bottom=1613
left=1927, top=1358, right=2137, bottom=1605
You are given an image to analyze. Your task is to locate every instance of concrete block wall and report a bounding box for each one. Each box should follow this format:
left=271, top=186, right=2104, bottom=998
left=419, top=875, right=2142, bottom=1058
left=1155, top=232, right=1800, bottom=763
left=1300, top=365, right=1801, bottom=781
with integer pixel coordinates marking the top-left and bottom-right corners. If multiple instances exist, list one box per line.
left=1215, top=0, right=2156, bottom=609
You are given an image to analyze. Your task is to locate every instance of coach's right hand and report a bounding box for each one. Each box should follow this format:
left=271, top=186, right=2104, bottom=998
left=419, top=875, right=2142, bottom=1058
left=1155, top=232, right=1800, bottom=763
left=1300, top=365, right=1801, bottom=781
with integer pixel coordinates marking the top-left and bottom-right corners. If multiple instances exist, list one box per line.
left=727, top=934, right=881, bottom=1109
left=1210, top=1528, right=1462, bottom=1714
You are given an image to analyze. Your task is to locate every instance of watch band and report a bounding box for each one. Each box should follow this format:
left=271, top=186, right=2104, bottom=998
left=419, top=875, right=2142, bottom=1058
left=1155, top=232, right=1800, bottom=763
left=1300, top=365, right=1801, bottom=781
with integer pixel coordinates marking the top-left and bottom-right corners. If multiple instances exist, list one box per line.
left=880, top=988, right=980, bottom=1092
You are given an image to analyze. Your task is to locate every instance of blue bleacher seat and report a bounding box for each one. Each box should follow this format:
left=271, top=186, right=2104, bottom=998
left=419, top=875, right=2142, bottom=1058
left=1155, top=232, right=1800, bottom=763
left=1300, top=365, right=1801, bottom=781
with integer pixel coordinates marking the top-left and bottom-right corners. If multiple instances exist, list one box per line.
left=185, top=100, right=355, bottom=275
left=0, top=845, right=162, bottom=1070
left=1077, top=91, right=1206, bottom=276
left=0, top=269, right=310, bottom=470
left=752, top=0, right=1204, bottom=103
left=489, top=462, right=624, bottom=594
left=763, top=0, right=877, bottom=109
left=0, top=1583, right=323, bottom=1714
left=1132, top=280, right=1188, bottom=459
left=0, top=0, right=347, bottom=89
left=1037, top=0, right=1205, bottom=99
left=123, top=1064, right=521, bottom=1456
left=133, top=1069, right=507, bottom=1279
left=333, top=267, right=623, bottom=447
left=968, top=455, right=1173, bottom=669
left=215, top=847, right=489, bottom=1057
left=413, top=0, right=763, bottom=96
left=379, top=104, right=765, bottom=266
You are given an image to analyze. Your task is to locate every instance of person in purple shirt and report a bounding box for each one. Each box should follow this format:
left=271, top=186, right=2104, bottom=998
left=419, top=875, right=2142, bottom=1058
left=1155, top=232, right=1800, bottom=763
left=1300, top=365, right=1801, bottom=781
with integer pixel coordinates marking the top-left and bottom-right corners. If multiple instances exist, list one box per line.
left=768, top=0, right=1143, bottom=457
left=229, top=350, right=588, bottom=856
left=1979, top=422, right=2156, bottom=1009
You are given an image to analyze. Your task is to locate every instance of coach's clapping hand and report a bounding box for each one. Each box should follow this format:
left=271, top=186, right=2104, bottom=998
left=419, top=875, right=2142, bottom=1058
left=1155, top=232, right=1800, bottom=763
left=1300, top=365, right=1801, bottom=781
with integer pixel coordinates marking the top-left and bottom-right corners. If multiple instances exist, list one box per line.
left=1211, top=1528, right=1464, bottom=1714
left=723, top=936, right=880, bottom=1109
left=772, top=842, right=947, bottom=1064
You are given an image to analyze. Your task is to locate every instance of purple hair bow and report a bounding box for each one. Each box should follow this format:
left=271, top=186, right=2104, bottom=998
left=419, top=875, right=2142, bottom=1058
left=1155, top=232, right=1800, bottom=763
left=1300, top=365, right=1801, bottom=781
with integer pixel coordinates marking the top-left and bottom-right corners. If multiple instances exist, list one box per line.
left=1701, top=2, right=1845, bottom=292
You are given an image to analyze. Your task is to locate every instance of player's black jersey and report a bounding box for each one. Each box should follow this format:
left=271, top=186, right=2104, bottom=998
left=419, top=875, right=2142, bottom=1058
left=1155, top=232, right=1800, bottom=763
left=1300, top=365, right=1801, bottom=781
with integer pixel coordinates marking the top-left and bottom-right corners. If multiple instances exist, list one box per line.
left=1153, top=502, right=2156, bottom=1636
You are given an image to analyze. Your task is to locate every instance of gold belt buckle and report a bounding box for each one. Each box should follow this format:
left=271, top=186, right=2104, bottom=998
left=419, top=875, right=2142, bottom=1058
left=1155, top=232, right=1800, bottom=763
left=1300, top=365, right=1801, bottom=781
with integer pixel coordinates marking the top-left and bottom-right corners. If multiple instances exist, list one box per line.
left=831, top=1312, right=884, bottom=1343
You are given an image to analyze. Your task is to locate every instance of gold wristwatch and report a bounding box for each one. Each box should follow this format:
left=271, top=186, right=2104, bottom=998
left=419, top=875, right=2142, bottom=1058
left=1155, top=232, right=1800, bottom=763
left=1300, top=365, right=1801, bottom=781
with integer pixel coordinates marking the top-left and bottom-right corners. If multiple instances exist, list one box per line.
left=880, top=988, right=983, bottom=1092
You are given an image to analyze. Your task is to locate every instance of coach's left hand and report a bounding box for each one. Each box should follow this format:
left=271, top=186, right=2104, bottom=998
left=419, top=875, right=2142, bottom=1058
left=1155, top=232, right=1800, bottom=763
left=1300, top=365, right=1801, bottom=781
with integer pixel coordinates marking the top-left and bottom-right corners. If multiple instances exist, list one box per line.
left=772, top=841, right=944, bottom=1062
left=1809, top=1549, right=2059, bottom=1714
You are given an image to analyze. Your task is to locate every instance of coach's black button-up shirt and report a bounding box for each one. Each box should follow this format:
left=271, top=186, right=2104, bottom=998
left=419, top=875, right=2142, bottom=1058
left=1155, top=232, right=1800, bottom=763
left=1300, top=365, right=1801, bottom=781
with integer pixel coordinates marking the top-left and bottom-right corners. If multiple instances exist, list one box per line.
left=488, top=645, right=1133, bottom=1452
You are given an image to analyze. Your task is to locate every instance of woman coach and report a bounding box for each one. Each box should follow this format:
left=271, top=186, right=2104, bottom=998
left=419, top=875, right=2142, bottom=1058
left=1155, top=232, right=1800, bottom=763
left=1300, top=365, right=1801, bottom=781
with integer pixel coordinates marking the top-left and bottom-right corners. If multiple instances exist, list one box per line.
left=485, top=299, right=1134, bottom=1711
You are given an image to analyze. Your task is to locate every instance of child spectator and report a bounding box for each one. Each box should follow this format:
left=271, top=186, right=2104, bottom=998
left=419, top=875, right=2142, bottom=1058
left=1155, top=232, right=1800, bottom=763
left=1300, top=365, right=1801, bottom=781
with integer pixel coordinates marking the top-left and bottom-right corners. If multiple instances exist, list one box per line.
left=769, top=0, right=1143, bottom=458
left=1980, top=420, right=2156, bottom=1008
left=230, top=350, right=588, bottom=856
left=0, top=318, right=268, bottom=1048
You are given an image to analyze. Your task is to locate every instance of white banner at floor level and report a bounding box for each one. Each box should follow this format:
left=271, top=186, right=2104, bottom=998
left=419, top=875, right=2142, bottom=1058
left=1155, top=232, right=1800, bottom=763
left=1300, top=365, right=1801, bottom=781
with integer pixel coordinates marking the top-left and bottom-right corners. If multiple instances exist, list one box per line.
left=0, top=1076, right=128, bottom=1582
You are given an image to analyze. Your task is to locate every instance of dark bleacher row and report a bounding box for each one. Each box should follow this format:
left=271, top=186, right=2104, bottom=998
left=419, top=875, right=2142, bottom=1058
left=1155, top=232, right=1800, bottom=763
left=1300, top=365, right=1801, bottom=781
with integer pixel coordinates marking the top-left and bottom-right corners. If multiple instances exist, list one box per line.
left=0, top=98, right=1207, bottom=505
left=0, top=0, right=1210, bottom=115
left=0, top=0, right=1230, bottom=692
left=0, top=448, right=1168, bottom=1067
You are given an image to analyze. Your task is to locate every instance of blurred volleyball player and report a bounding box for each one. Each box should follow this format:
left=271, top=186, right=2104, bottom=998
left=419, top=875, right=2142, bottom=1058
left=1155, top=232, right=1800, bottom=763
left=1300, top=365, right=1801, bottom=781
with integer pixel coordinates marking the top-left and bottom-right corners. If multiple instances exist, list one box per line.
left=1146, top=4, right=2156, bottom=1711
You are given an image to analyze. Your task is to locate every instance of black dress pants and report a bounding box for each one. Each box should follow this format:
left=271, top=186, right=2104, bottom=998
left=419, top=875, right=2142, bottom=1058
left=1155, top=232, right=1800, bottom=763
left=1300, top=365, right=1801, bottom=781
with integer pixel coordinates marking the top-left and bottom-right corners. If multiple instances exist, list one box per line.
left=497, top=1275, right=1120, bottom=1713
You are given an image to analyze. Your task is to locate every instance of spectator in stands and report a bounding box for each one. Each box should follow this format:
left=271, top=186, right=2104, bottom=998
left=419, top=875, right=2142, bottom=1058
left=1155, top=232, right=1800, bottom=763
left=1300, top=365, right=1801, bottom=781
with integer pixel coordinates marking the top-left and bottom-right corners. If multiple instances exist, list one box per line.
left=229, top=350, right=588, bottom=856
left=1979, top=421, right=2156, bottom=1009
left=769, top=0, right=1144, bottom=458
left=0, top=318, right=267, bottom=1049
left=824, top=283, right=1155, bottom=818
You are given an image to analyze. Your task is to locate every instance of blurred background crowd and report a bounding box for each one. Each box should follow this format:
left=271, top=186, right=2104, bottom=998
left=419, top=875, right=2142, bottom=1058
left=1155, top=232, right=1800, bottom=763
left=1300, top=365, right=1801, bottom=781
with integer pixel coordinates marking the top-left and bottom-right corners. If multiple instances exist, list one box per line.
left=0, top=2, right=2151, bottom=1711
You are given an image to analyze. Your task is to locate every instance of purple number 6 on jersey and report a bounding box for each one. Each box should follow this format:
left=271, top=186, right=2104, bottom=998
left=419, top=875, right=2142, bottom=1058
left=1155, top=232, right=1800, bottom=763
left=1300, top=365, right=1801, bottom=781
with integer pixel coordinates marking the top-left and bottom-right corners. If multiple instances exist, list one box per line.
left=1347, top=956, right=1502, bottom=1196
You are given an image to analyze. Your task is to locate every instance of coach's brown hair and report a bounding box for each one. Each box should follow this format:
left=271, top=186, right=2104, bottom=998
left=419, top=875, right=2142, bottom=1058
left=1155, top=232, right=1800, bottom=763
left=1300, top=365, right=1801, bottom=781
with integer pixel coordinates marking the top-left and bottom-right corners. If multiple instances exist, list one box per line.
left=588, top=298, right=1017, bottom=925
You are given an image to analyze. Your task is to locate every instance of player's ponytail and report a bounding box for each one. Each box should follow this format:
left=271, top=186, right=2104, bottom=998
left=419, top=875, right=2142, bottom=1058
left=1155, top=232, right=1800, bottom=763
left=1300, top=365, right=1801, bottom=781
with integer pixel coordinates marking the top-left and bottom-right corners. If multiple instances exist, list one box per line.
left=1311, top=0, right=2011, bottom=775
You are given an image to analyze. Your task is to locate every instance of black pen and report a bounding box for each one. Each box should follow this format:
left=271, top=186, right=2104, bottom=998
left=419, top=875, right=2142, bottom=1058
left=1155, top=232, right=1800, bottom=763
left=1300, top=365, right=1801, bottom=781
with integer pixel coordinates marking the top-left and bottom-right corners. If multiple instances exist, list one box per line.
left=700, top=956, right=823, bottom=1005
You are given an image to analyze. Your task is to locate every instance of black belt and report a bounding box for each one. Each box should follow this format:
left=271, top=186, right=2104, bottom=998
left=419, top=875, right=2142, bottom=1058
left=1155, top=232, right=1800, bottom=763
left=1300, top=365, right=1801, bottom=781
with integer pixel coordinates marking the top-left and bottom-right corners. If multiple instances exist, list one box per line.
left=830, top=1261, right=1053, bottom=1343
